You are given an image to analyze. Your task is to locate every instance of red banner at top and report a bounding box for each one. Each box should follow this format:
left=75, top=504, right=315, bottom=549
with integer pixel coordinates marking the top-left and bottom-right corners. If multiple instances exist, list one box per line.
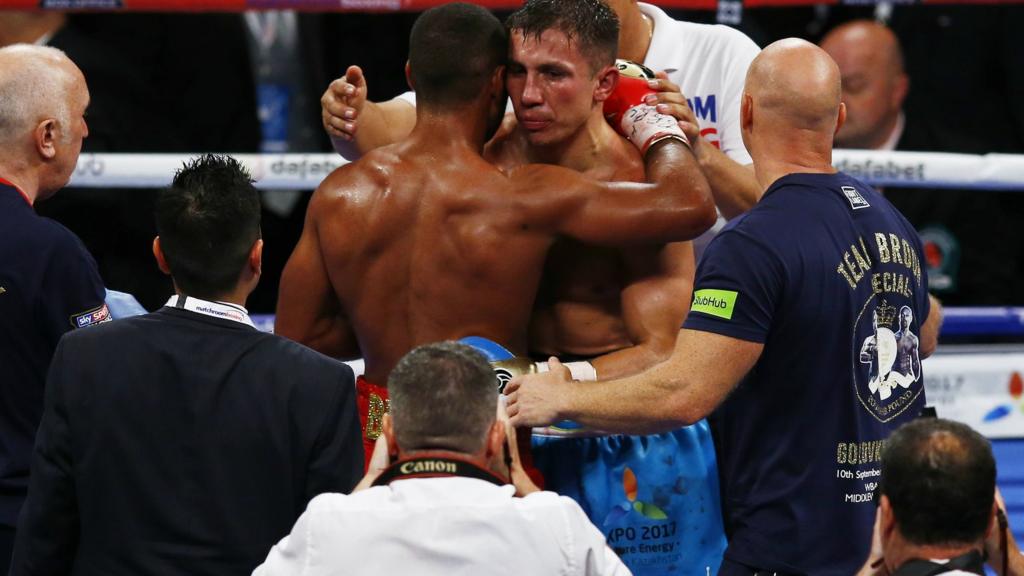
left=7, top=0, right=1023, bottom=11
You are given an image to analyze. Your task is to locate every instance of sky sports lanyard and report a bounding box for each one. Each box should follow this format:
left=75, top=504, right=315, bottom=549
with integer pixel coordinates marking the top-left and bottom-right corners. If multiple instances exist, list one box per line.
left=372, top=452, right=508, bottom=488
left=166, top=295, right=256, bottom=329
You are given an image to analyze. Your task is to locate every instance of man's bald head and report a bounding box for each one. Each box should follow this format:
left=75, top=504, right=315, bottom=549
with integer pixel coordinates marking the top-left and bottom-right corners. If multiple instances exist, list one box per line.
left=740, top=38, right=845, bottom=182
left=820, top=21, right=908, bottom=149
left=745, top=38, right=843, bottom=133
left=0, top=44, right=90, bottom=200
left=0, top=44, right=83, bottom=146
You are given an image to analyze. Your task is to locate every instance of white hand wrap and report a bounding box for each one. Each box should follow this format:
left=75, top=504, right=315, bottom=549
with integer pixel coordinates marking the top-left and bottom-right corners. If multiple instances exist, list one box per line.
left=534, top=360, right=598, bottom=382
left=619, top=104, right=691, bottom=155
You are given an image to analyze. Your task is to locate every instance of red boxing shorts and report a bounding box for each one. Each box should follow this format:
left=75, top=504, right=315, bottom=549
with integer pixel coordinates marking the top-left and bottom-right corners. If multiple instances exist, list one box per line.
left=356, top=377, right=544, bottom=487
left=356, top=376, right=390, bottom=471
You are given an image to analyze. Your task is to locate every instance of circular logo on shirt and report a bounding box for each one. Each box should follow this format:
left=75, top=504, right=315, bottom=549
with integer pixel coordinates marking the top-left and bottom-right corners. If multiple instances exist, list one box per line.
left=852, top=295, right=924, bottom=423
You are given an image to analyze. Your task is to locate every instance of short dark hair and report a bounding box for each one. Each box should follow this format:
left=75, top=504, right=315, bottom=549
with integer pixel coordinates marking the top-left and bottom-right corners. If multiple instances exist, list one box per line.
left=155, top=154, right=261, bottom=299
left=880, top=418, right=996, bottom=547
left=388, top=342, right=498, bottom=454
left=505, top=0, right=619, bottom=74
left=408, top=3, right=508, bottom=107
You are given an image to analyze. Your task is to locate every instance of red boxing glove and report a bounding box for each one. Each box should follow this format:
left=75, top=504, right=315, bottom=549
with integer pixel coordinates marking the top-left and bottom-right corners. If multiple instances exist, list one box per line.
left=603, top=60, right=690, bottom=155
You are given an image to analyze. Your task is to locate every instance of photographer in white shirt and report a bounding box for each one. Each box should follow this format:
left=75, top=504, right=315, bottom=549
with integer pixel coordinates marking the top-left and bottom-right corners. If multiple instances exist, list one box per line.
left=254, top=341, right=630, bottom=576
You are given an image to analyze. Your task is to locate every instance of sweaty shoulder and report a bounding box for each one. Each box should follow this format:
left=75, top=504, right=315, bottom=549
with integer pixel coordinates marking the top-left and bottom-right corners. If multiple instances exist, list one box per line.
left=505, top=163, right=575, bottom=197
left=600, top=134, right=645, bottom=182
left=316, top=148, right=402, bottom=204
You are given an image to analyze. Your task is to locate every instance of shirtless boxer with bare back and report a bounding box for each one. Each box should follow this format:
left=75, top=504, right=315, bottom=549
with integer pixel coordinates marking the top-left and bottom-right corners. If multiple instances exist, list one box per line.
left=309, top=3, right=732, bottom=573
left=328, top=1, right=702, bottom=379
left=274, top=2, right=712, bottom=469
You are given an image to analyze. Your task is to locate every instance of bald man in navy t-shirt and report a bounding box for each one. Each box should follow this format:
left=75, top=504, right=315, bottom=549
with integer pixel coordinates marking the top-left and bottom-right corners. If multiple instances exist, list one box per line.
left=507, top=38, right=943, bottom=576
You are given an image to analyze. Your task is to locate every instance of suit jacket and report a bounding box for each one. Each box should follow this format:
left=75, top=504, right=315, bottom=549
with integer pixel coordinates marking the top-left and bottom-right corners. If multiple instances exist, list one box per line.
left=10, top=306, right=363, bottom=575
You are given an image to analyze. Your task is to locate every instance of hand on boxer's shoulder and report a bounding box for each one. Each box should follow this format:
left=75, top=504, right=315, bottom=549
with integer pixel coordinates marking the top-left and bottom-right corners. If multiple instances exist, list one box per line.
left=322, top=65, right=367, bottom=140
left=648, top=71, right=700, bottom=144
left=603, top=59, right=690, bottom=154
left=505, top=357, right=572, bottom=428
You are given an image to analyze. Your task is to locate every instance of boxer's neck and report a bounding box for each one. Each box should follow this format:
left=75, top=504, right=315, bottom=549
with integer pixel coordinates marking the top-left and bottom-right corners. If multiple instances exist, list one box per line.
left=523, top=109, right=618, bottom=173
left=413, top=105, right=495, bottom=152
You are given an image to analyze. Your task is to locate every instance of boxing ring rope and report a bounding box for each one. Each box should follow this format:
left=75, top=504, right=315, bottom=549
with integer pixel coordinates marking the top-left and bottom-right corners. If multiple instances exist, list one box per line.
left=67, top=149, right=1024, bottom=190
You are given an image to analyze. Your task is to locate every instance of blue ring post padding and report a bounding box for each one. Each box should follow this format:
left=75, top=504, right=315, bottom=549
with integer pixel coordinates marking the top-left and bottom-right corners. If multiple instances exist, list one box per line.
left=459, top=336, right=515, bottom=361
left=941, top=307, right=1024, bottom=337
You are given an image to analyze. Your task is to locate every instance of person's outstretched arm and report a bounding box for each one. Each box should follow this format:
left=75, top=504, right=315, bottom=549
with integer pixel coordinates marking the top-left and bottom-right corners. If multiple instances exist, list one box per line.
left=322, top=66, right=417, bottom=159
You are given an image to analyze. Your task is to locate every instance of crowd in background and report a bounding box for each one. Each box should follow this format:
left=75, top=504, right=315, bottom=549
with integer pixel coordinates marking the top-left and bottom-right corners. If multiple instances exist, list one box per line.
left=0, top=3, right=1021, bottom=313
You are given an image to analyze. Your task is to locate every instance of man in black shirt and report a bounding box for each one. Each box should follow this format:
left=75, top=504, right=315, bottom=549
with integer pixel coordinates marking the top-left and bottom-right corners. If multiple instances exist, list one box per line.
left=11, top=155, right=363, bottom=576
left=0, top=44, right=107, bottom=570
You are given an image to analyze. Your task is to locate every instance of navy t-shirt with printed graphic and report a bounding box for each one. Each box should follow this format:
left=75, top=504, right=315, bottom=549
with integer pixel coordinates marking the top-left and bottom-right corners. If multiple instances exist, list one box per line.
left=0, top=180, right=107, bottom=527
left=684, top=172, right=930, bottom=576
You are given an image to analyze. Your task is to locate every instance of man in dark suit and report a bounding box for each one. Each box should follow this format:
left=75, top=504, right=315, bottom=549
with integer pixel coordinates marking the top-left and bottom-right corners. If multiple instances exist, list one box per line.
left=820, top=18, right=1024, bottom=306
left=10, top=154, right=363, bottom=576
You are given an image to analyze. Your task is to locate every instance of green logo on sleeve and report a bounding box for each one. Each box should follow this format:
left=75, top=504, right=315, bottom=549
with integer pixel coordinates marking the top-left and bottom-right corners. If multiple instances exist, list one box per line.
left=691, top=289, right=738, bottom=320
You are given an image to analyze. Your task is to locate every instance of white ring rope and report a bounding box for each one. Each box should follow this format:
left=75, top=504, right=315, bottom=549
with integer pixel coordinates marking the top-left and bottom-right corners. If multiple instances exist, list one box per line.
left=68, top=149, right=1024, bottom=191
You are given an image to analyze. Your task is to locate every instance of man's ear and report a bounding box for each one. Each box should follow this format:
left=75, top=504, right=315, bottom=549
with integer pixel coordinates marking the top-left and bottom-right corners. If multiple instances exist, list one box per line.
left=405, top=61, right=415, bottom=91
left=486, top=419, right=506, bottom=459
left=985, top=499, right=999, bottom=539
left=35, top=119, right=59, bottom=160
left=593, top=64, right=619, bottom=103
left=879, top=494, right=897, bottom=540
left=492, top=65, right=506, bottom=96
left=891, top=74, right=909, bottom=111
left=740, top=93, right=753, bottom=133
left=835, top=102, right=847, bottom=136
left=248, top=238, right=263, bottom=279
left=152, top=237, right=171, bottom=276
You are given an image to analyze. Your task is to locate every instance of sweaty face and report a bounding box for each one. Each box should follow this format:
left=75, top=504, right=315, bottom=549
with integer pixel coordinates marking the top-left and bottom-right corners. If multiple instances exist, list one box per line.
left=506, top=29, right=602, bottom=148
left=821, top=37, right=903, bottom=149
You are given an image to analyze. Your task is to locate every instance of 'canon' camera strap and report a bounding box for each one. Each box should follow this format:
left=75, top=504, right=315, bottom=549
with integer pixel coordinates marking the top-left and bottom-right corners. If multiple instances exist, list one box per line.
left=372, top=453, right=508, bottom=487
